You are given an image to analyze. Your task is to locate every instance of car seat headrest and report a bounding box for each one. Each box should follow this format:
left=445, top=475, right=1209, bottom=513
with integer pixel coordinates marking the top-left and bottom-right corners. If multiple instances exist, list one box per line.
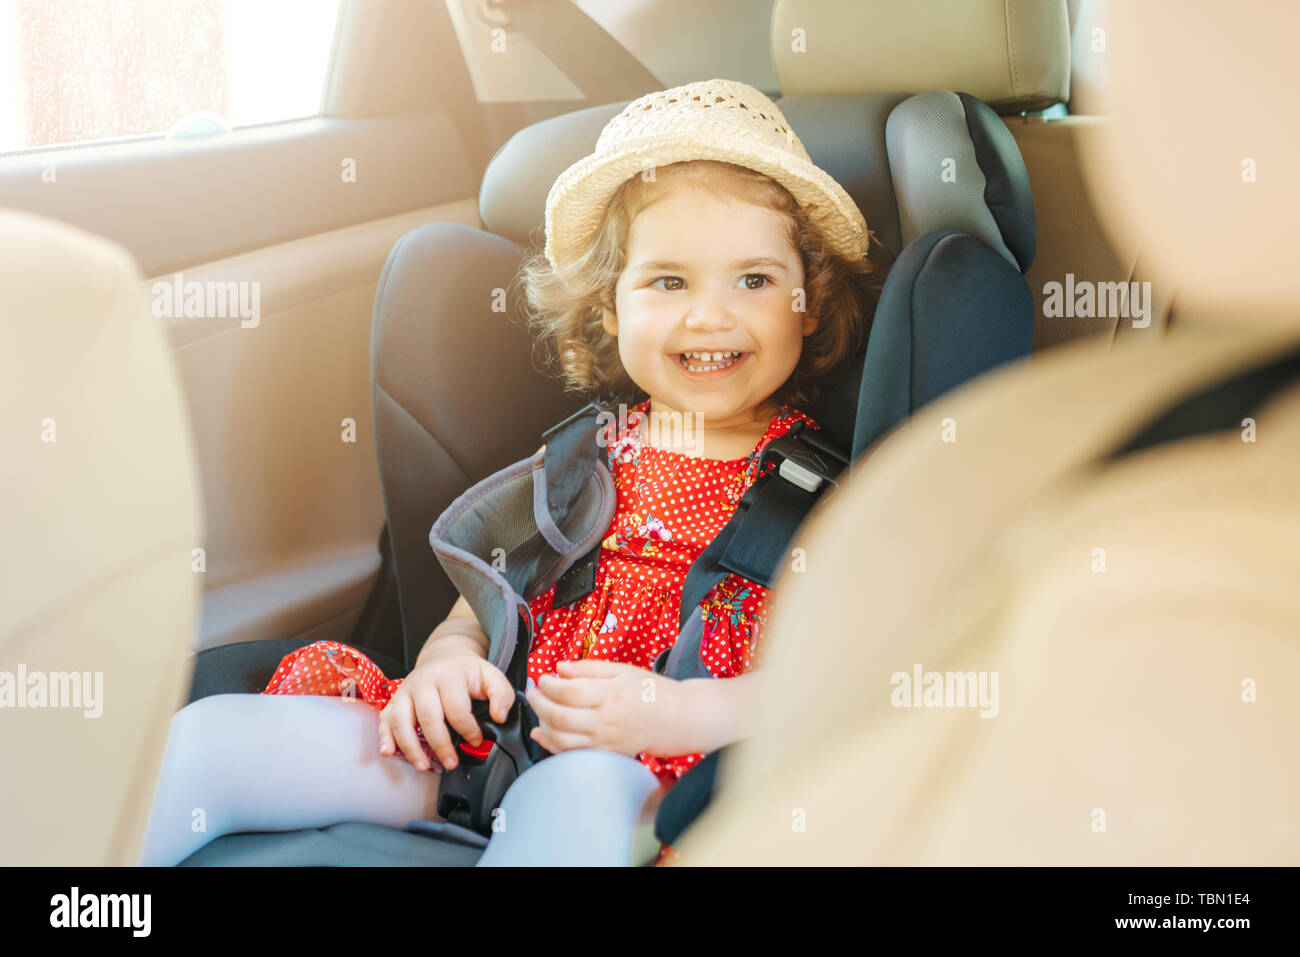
left=480, top=100, right=621, bottom=256
left=771, top=0, right=1071, bottom=114
left=886, top=91, right=1036, bottom=273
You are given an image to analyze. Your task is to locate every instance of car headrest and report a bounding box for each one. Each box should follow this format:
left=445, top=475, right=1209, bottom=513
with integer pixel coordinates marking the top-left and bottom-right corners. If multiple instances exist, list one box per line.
left=481, top=89, right=1035, bottom=273
left=1077, top=0, right=1299, bottom=320
left=771, top=0, right=1071, bottom=113
left=480, top=100, right=619, bottom=259
left=886, top=91, right=1036, bottom=272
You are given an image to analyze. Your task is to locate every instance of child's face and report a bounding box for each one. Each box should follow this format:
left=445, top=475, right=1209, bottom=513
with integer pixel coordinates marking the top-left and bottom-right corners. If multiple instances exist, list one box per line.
left=601, top=183, right=812, bottom=431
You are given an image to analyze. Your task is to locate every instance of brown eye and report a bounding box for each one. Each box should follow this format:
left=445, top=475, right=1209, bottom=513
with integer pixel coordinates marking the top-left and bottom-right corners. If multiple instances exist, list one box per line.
left=653, top=277, right=683, bottom=291
left=742, top=274, right=772, bottom=290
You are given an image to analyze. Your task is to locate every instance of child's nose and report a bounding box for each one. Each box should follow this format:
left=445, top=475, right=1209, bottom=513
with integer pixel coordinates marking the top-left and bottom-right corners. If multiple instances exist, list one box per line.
left=682, top=306, right=736, bottom=332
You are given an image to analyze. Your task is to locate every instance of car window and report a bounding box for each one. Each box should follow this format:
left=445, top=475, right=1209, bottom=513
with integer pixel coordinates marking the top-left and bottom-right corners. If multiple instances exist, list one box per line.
left=0, top=0, right=341, bottom=154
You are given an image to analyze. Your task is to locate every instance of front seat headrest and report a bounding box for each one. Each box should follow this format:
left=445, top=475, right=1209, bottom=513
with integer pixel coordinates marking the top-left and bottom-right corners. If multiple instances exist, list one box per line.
left=772, top=0, right=1071, bottom=113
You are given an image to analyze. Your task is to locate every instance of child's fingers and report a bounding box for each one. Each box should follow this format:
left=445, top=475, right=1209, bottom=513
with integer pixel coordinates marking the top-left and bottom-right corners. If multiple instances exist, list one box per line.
left=535, top=673, right=605, bottom=707
left=526, top=685, right=597, bottom=735
left=377, top=709, right=396, bottom=757
left=530, top=725, right=556, bottom=752
left=386, top=694, right=432, bottom=772
left=437, top=676, right=481, bottom=751
left=480, top=662, right=517, bottom=723
left=410, top=687, right=458, bottom=771
left=556, top=658, right=623, bottom=678
left=530, top=724, right=588, bottom=753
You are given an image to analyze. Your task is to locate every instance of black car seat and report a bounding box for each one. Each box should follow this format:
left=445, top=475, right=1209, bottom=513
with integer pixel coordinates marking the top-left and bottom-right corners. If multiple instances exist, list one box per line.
left=177, top=80, right=1040, bottom=864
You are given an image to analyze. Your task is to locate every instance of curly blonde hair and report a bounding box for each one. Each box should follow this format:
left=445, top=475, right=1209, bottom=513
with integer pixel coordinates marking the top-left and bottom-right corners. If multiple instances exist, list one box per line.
left=509, top=159, right=893, bottom=411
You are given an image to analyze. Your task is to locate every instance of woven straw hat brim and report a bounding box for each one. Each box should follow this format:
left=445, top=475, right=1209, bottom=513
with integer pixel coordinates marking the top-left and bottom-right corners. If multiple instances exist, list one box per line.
left=544, top=127, right=870, bottom=274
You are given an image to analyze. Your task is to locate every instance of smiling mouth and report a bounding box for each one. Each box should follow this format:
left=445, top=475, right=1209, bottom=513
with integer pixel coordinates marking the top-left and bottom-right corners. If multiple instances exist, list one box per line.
left=678, top=351, right=744, bottom=373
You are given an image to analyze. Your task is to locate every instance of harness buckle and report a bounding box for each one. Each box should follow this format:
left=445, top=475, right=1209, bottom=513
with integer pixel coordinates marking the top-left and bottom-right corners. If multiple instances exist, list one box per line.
left=752, top=421, right=849, bottom=496
left=435, top=691, right=549, bottom=836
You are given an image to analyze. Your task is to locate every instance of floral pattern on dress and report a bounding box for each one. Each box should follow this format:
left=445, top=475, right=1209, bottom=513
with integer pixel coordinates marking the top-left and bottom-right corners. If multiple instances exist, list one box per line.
left=526, top=398, right=820, bottom=781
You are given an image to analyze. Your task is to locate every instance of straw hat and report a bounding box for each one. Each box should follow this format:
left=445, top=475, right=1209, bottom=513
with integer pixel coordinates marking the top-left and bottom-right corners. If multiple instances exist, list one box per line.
left=543, top=78, right=870, bottom=274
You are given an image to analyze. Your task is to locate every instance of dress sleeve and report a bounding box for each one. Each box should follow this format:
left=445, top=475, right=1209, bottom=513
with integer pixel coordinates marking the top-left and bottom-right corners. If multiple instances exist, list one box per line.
left=262, top=640, right=402, bottom=708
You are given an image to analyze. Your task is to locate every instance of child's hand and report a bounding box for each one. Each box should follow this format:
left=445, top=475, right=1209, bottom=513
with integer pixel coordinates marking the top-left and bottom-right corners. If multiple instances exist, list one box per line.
left=377, top=639, right=515, bottom=773
left=525, top=659, right=686, bottom=757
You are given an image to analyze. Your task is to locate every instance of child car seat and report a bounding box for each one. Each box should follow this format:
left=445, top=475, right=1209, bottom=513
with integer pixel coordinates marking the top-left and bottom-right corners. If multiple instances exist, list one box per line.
left=178, top=87, right=1036, bottom=865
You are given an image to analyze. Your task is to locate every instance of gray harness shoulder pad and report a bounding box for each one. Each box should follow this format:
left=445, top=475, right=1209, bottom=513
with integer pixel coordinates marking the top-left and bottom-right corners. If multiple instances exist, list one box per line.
left=429, top=438, right=615, bottom=675
left=428, top=402, right=728, bottom=683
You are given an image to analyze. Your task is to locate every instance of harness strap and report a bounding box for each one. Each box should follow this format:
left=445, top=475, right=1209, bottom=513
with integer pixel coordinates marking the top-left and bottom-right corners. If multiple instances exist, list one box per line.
left=427, top=399, right=617, bottom=835
left=543, top=400, right=614, bottom=609
left=671, top=421, right=850, bottom=664
left=542, top=400, right=608, bottom=533
left=718, top=422, right=850, bottom=585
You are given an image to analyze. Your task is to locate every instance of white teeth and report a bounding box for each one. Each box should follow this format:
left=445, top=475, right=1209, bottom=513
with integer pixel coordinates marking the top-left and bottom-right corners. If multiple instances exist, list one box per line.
left=680, top=351, right=742, bottom=372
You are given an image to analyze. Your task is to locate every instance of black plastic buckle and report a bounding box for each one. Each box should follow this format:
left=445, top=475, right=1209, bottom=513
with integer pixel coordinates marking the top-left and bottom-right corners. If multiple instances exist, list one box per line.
left=435, top=691, right=549, bottom=837
left=743, top=421, right=849, bottom=503
left=553, top=541, right=601, bottom=608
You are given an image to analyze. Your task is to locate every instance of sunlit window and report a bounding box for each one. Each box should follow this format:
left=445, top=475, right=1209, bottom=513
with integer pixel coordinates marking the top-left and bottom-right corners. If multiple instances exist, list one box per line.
left=0, top=0, right=341, bottom=154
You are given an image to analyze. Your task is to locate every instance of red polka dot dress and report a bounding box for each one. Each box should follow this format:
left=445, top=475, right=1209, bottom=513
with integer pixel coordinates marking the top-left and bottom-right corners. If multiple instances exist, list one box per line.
left=523, top=398, right=818, bottom=781
left=261, top=399, right=818, bottom=834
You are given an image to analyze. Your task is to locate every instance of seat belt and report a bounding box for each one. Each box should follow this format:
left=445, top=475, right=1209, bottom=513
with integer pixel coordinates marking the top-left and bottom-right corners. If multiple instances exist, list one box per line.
left=487, top=0, right=664, bottom=103
left=421, top=0, right=489, bottom=178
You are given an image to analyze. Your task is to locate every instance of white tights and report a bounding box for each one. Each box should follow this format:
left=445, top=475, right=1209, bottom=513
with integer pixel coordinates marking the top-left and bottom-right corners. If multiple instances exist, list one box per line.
left=138, top=693, right=667, bottom=867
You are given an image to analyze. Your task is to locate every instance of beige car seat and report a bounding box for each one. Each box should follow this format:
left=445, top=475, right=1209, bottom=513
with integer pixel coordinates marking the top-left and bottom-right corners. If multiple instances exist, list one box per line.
left=678, top=0, right=1300, bottom=865
left=0, top=209, right=204, bottom=866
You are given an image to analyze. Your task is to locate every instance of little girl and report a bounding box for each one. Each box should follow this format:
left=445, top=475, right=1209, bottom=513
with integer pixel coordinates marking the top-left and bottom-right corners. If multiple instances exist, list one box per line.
left=138, top=78, right=887, bottom=867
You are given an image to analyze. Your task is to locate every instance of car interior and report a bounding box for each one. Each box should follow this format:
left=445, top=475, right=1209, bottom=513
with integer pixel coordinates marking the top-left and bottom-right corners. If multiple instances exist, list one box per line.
left=3, top=0, right=1294, bottom=875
